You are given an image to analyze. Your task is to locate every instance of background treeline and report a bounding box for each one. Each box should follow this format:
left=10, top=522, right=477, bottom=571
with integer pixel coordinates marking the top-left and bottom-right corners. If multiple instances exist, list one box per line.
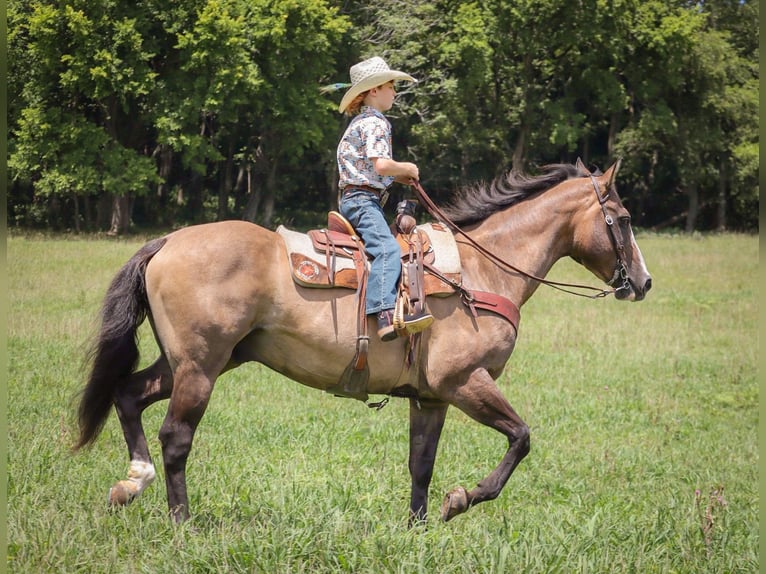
left=8, top=0, right=759, bottom=234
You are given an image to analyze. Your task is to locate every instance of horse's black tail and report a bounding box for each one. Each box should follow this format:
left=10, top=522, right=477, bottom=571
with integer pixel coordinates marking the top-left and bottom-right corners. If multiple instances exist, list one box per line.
left=74, top=237, right=167, bottom=451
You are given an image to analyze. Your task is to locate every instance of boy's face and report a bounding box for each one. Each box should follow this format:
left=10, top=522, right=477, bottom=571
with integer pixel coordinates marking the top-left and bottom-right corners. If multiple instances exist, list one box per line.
left=368, top=81, right=397, bottom=112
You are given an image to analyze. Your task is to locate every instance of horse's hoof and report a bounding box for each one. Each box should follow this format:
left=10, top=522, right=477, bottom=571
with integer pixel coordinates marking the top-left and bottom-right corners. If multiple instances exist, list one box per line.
left=440, top=486, right=469, bottom=522
left=108, top=482, right=135, bottom=507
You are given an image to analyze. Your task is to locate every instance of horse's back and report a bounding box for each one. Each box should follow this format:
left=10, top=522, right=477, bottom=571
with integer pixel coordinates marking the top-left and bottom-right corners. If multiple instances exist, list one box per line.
left=160, top=220, right=278, bottom=261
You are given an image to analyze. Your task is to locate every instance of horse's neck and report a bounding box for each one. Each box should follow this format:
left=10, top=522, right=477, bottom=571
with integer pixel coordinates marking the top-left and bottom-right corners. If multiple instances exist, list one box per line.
left=465, top=188, right=578, bottom=306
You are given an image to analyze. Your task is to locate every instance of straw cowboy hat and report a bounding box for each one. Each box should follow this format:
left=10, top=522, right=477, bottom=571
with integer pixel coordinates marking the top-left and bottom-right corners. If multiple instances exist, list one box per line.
left=328, top=57, right=417, bottom=114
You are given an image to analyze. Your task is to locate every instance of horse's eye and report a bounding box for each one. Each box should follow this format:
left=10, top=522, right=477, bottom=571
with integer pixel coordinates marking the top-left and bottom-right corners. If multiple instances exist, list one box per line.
left=619, top=216, right=631, bottom=225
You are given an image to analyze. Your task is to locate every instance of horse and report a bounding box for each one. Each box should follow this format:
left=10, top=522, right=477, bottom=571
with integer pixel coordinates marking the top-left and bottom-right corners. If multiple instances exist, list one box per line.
left=74, top=159, right=651, bottom=524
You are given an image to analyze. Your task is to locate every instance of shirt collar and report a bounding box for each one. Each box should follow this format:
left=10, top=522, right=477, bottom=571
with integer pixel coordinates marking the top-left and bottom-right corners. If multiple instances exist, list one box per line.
left=360, top=105, right=386, bottom=119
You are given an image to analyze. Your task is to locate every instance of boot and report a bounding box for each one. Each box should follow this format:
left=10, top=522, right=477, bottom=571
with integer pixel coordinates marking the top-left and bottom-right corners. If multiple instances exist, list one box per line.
left=376, top=310, right=398, bottom=342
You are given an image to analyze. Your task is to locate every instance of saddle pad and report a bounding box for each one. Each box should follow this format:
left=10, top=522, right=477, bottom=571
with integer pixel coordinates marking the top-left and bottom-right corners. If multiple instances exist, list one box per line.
left=277, top=223, right=462, bottom=292
left=418, top=222, right=460, bottom=275
left=278, top=225, right=357, bottom=277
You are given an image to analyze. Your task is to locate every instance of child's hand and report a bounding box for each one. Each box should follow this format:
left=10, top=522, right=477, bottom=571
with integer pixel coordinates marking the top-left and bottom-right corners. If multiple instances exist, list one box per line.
left=402, top=162, right=419, bottom=182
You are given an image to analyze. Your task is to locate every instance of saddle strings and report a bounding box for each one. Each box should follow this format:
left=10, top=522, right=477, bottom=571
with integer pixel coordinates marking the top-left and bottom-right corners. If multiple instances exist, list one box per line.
left=409, top=181, right=616, bottom=299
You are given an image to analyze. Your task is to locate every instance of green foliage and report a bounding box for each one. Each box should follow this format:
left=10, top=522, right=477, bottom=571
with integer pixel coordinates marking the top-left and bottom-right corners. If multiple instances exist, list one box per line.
left=9, top=104, right=159, bottom=199
left=7, top=0, right=758, bottom=231
left=8, top=0, right=160, bottom=225
left=613, top=1, right=758, bottom=229
left=6, top=233, right=758, bottom=572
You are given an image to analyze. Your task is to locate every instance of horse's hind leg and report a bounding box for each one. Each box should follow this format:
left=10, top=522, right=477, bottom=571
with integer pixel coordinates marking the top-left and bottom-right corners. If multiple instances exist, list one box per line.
left=438, top=367, right=530, bottom=521
left=157, top=360, right=222, bottom=523
left=110, top=356, right=174, bottom=506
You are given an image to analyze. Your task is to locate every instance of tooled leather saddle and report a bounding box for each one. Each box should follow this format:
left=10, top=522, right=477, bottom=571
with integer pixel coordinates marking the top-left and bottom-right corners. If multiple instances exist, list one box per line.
left=276, top=210, right=520, bottom=402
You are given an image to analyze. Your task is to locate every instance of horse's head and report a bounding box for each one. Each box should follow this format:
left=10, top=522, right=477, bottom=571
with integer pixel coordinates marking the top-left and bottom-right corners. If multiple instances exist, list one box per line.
left=571, top=159, right=652, bottom=301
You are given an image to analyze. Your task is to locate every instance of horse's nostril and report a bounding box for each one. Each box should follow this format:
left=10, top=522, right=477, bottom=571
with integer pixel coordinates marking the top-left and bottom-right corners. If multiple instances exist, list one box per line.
left=644, top=277, right=652, bottom=292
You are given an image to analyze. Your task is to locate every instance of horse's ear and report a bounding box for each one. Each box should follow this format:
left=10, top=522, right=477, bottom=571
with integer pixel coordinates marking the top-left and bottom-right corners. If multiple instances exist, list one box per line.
left=602, top=157, right=622, bottom=188
left=575, top=157, right=591, bottom=176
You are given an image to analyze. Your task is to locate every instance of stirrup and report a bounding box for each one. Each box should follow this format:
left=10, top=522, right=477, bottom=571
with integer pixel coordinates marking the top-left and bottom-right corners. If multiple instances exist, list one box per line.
left=393, top=298, right=433, bottom=336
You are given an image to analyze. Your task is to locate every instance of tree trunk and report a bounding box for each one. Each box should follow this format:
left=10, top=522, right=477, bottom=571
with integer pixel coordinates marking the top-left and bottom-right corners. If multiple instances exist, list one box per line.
left=261, top=159, right=278, bottom=227
left=83, top=195, right=92, bottom=232
left=156, top=146, right=174, bottom=227
left=217, top=177, right=230, bottom=221
left=685, top=183, right=699, bottom=233
left=715, top=159, right=727, bottom=231
left=187, top=172, right=204, bottom=222
left=218, top=141, right=235, bottom=221
left=242, top=164, right=261, bottom=223
left=72, top=193, right=81, bottom=233
left=96, top=194, right=112, bottom=230
left=47, top=196, right=62, bottom=230
left=109, top=194, right=131, bottom=235
left=512, top=124, right=527, bottom=172
left=233, top=162, right=248, bottom=214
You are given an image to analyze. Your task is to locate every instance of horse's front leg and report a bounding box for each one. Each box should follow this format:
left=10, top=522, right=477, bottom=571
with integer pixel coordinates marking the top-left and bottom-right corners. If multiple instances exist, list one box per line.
left=439, top=367, right=530, bottom=522
left=408, top=398, right=449, bottom=526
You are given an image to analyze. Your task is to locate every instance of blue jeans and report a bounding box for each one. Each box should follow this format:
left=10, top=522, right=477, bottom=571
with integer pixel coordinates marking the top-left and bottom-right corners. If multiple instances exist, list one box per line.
left=339, top=190, right=401, bottom=315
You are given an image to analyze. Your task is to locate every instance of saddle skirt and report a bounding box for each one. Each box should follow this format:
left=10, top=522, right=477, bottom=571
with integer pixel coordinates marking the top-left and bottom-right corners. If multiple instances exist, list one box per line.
left=277, top=221, right=461, bottom=296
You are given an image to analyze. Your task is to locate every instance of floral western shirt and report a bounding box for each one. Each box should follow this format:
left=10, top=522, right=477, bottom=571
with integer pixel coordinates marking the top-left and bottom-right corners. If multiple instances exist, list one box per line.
left=337, top=106, right=394, bottom=191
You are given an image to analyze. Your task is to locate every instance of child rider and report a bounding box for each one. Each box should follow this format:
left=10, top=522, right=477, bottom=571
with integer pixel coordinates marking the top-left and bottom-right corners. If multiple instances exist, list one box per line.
left=335, top=56, right=434, bottom=341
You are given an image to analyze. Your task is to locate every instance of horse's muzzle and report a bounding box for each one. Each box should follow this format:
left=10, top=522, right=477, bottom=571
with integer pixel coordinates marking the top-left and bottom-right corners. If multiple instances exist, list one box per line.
left=617, top=276, right=652, bottom=301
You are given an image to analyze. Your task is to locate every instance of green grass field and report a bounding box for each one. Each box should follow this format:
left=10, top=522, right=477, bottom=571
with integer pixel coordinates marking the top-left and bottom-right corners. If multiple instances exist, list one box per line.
left=7, top=232, right=758, bottom=573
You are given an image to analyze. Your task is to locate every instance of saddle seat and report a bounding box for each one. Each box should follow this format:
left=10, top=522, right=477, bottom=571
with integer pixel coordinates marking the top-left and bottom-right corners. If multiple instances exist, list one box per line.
left=277, top=212, right=462, bottom=296
left=328, top=210, right=355, bottom=235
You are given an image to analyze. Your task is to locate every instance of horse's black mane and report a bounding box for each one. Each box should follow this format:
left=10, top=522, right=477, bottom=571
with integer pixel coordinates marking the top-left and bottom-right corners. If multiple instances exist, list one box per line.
left=440, top=163, right=587, bottom=225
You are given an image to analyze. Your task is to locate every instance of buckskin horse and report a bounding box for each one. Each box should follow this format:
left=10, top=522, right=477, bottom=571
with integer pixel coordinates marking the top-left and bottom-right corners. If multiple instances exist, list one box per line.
left=75, top=159, right=651, bottom=524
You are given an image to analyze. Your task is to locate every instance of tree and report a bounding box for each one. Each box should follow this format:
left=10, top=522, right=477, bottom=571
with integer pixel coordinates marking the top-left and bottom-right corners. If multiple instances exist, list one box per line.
left=614, top=0, right=759, bottom=230
left=9, top=0, right=161, bottom=232
left=238, top=0, right=350, bottom=226
left=9, top=0, right=349, bottom=232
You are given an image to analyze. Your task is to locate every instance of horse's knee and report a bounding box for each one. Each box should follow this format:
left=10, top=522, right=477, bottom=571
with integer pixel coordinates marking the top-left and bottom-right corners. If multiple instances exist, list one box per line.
left=514, top=423, right=530, bottom=458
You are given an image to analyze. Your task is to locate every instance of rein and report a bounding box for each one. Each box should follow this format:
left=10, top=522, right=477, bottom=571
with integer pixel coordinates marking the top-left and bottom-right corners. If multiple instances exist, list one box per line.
left=410, top=179, right=623, bottom=299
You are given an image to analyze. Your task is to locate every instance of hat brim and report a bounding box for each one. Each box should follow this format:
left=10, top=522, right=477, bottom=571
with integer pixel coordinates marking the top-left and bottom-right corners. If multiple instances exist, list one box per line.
left=338, top=71, right=417, bottom=113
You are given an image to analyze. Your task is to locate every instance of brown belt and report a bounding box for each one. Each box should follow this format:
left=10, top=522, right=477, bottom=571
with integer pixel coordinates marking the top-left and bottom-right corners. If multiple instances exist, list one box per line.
left=341, top=184, right=390, bottom=207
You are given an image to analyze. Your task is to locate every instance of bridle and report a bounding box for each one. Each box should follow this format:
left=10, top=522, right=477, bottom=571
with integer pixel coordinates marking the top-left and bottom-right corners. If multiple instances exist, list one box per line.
left=589, top=175, right=631, bottom=295
left=410, top=177, right=630, bottom=299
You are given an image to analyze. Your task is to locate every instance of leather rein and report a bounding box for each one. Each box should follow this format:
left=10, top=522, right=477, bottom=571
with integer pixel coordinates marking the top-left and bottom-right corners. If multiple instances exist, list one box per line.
left=410, top=178, right=629, bottom=299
